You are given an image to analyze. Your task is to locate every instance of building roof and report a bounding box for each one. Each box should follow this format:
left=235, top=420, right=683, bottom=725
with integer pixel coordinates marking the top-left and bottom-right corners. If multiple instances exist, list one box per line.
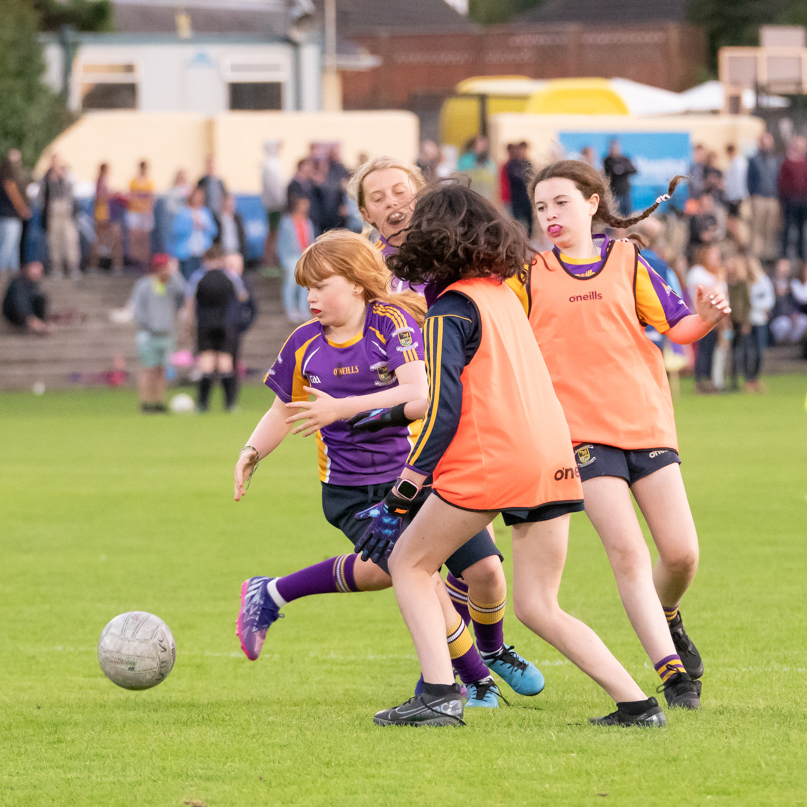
left=322, top=0, right=475, bottom=35
left=513, top=0, right=690, bottom=26
left=112, top=0, right=291, bottom=37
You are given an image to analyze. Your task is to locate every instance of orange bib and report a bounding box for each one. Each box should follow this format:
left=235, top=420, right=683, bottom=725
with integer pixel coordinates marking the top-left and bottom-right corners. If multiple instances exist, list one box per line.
left=433, top=277, right=582, bottom=510
left=528, top=241, right=678, bottom=451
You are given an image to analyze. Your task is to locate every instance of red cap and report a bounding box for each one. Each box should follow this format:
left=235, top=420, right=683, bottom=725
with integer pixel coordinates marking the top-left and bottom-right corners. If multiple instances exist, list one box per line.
left=151, top=253, right=171, bottom=270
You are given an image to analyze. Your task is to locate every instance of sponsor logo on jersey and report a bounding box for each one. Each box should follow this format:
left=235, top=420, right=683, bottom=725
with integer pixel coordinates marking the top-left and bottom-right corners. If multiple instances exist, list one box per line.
left=648, top=450, right=669, bottom=459
left=334, top=365, right=359, bottom=376
left=569, top=292, right=603, bottom=303
left=575, top=445, right=595, bottom=467
left=396, top=327, right=415, bottom=347
left=554, top=466, right=581, bottom=481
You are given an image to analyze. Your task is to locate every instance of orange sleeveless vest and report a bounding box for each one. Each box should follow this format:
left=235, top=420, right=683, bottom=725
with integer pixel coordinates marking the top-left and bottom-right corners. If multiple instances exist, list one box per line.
left=432, top=277, right=583, bottom=510
left=528, top=240, right=678, bottom=451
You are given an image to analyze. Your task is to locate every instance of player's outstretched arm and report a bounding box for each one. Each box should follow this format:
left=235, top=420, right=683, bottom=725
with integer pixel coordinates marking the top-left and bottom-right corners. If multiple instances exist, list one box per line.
left=234, top=396, right=294, bottom=501
left=284, top=361, right=428, bottom=437
left=667, top=285, right=731, bottom=345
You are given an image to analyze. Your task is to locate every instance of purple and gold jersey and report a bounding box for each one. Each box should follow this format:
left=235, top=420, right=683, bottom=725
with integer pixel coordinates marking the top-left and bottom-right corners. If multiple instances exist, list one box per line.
left=554, top=235, right=690, bottom=333
left=264, top=302, right=424, bottom=485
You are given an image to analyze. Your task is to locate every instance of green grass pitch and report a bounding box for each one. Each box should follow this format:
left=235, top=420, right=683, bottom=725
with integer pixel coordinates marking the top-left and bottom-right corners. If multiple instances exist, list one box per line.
left=2, top=377, right=806, bottom=806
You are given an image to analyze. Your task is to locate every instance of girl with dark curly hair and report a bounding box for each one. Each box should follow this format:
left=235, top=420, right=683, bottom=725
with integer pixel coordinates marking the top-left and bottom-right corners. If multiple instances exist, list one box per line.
left=517, top=159, right=731, bottom=712
left=364, top=183, right=663, bottom=728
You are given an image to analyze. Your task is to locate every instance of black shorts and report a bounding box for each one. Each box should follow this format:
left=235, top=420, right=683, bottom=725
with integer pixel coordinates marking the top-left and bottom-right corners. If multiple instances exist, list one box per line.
left=321, top=481, right=503, bottom=576
left=197, top=325, right=237, bottom=354
left=500, top=500, right=585, bottom=526
left=574, top=443, right=681, bottom=486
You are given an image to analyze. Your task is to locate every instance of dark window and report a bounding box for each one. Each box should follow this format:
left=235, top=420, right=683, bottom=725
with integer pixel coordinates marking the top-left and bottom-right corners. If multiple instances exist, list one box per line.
left=229, top=82, right=283, bottom=111
left=82, top=83, right=138, bottom=110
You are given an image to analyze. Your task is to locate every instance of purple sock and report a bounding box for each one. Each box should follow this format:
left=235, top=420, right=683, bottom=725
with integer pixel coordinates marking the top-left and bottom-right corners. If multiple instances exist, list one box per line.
left=274, top=555, right=360, bottom=604
left=447, top=615, right=490, bottom=685
left=469, top=595, right=506, bottom=657
left=445, top=573, right=471, bottom=626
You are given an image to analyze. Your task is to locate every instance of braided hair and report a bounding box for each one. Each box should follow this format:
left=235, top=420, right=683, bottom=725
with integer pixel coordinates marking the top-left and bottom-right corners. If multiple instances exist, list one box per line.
left=529, top=159, right=685, bottom=246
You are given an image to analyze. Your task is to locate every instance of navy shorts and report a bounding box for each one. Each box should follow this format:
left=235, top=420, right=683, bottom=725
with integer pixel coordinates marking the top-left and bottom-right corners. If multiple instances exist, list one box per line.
left=574, top=443, right=681, bottom=486
left=321, top=481, right=503, bottom=576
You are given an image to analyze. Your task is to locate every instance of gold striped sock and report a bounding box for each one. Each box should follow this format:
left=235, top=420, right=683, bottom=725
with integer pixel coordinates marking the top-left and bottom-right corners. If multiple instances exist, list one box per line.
left=663, top=605, right=679, bottom=625
left=446, top=615, right=474, bottom=659
left=468, top=596, right=506, bottom=626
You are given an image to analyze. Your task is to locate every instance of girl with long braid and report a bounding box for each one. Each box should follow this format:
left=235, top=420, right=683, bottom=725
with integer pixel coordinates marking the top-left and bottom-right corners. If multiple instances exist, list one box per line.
left=516, top=160, right=730, bottom=710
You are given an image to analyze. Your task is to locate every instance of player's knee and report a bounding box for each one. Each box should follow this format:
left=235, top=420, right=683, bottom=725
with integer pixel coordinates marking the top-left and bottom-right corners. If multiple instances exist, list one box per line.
left=460, top=557, right=504, bottom=594
left=608, top=544, right=652, bottom=581
left=513, top=590, right=557, bottom=630
left=661, top=547, right=699, bottom=579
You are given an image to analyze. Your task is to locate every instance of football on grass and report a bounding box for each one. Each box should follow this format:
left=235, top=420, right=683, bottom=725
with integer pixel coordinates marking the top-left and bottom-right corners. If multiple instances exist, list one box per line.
left=98, top=612, right=176, bottom=690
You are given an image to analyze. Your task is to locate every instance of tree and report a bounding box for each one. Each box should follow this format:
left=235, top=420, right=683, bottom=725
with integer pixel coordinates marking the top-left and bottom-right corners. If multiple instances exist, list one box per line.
left=0, top=0, right=71, bottom=167
left=33, top=0, right=113, bottom=33
left=469, top=0, right=545, bottom=25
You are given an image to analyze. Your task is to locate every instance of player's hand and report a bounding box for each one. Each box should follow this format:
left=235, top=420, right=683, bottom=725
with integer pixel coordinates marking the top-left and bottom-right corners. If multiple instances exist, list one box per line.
left=234, top=448, right=259, bottom=501
left=285, top=387, right=345, bottom=436
left=694, top=285, right=731, bottom=327
left=354, top=502, right=404, bottom=564
left=346, top=403, right=412, bottom=433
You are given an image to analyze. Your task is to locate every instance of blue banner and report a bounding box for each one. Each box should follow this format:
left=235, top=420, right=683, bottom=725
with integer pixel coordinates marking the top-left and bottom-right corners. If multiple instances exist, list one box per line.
left=558, top=131, right=691, bottom=212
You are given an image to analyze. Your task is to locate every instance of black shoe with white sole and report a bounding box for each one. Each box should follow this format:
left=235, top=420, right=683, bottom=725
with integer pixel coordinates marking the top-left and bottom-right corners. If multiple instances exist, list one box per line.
left=590, top=697, right=667, bottom=727
left=374, top=685, right=464, bottom=727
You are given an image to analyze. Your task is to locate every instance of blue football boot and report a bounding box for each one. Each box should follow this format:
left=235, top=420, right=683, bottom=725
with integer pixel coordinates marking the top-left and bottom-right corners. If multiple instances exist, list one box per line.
left=465, top=676, right=500, bottom=708
left=484, top=645, right=545, bottom=696
left=236, top=576, right=283, bottom=660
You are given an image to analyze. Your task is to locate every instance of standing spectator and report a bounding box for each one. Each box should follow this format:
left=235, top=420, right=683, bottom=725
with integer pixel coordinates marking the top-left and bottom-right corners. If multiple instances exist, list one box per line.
left=725, top=252, right=751, bottom=391
left=457, top=136, right=497, bottom=202
left=169, top=186, right=217, bottom=280
left=127, top=160, right=155, bottom=267
left=687, top=144, right=708, bottom=201
left=769, top=258, right=801, bottom=344
left=688, top=192, right=720, bottom=259
left=276, top=195, right=314, bottom=322
left=261, top=140, right=286, bottom=266
left=197, top=155, right=227, bottom=217
left=723, top=144, right=748, bottom=238
left=214, top=193, right=246, bottom=259
left=2, top=260, right=50, bottom=334
left=687, top=245, right=727, bottom=393
left=40, top=154, right=80, bottom=280
left=224, top=250, right=257, bottom=402
left=778, top=136, right=807, bottom=261
left=499, top=144, right=514, bottom=213
left=602, top=139, right=637, bottom=216
left=580, top=146, right=598, bottom=170
left=186, top=245, right=247, bottom=411
left=747, top=133, right=781, bottom=261
left=416, top=140, right=440, bottom=184
left=287, top=158, right=322, bottom=234
left=744, top=255, right=775, bottom=391
left=90, top=163, right=123, bottom=273
left=316, top=152, right=348, bottom=234
left=505, top=141, right=533, bottom=236
left=702, top=151, right=725, bottom=205
left=128, top=253, right=185, bottom=413
left=0, top=149, right=31, bottom=274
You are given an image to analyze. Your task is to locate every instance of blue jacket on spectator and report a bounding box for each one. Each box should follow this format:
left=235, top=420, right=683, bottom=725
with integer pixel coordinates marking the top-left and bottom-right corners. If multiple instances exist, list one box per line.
left=168, top=205, right=217, bottom=260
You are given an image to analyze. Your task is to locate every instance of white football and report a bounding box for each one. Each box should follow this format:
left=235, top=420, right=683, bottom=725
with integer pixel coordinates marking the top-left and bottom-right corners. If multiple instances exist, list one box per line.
left=98, top=611, right=176, bottom=690
left=169, top=393, right=195, bottom=413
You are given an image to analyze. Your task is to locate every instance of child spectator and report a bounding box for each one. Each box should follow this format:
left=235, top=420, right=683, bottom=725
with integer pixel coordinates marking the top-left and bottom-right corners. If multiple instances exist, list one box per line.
left=128, top=253, right=185, bottom=413
left=127, top=160, right=156, bottom=268
left=769, top=258, right=807, bottom=344
left=90, top=163, right=123, bottom=273
left=745, top=255, right=775, bottom=391
left=687, top=245, right=727, bottom=393
left=170, top=187, right=217, bottom=280
left=725, top=253, right=751, bottom=391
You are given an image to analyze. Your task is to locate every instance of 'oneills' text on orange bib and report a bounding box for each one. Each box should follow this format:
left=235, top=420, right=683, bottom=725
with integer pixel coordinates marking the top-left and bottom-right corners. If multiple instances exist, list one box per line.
left=529, top=241, right=678, bottom=451
left=432, top=277, right=582, bottom=510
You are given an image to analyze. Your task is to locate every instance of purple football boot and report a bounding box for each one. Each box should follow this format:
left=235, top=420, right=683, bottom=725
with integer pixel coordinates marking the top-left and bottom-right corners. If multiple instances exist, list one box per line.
left=236, top=576, right=282, bottom=660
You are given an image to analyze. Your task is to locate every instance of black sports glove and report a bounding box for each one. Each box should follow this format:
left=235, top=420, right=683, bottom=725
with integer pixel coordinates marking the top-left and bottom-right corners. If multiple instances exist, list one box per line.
left=353, top=488, right=414, bottom=563
left=346, top=403, right=413, bottom=433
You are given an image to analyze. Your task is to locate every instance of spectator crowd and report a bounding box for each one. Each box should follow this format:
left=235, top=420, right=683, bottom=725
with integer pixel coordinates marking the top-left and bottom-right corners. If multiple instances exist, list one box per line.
left=3, top=130, right=807, bottom=401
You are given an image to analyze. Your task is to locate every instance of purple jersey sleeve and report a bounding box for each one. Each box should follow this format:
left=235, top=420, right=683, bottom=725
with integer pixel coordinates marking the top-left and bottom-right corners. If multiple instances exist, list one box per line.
left=263, top=322, right=320, bottom=403
left=369, top=303, right=425, bottom=374
left=635, top=255, right=691, bottom=333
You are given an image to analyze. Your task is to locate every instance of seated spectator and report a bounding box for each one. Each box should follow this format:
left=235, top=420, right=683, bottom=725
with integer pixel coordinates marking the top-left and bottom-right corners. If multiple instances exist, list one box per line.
left=2, top=261, right=51, bottom=334
left=769, top=257, right=807, bottom=345
left=128, top=253, right=185, bottom=413
left=169, top=187, right=217, bottom=280
left=214, top=193, right=246, bottom=259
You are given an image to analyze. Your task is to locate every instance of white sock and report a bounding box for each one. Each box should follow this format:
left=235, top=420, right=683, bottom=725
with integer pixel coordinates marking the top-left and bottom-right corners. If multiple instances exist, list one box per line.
left=266, top=577, right=287, bottom=608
